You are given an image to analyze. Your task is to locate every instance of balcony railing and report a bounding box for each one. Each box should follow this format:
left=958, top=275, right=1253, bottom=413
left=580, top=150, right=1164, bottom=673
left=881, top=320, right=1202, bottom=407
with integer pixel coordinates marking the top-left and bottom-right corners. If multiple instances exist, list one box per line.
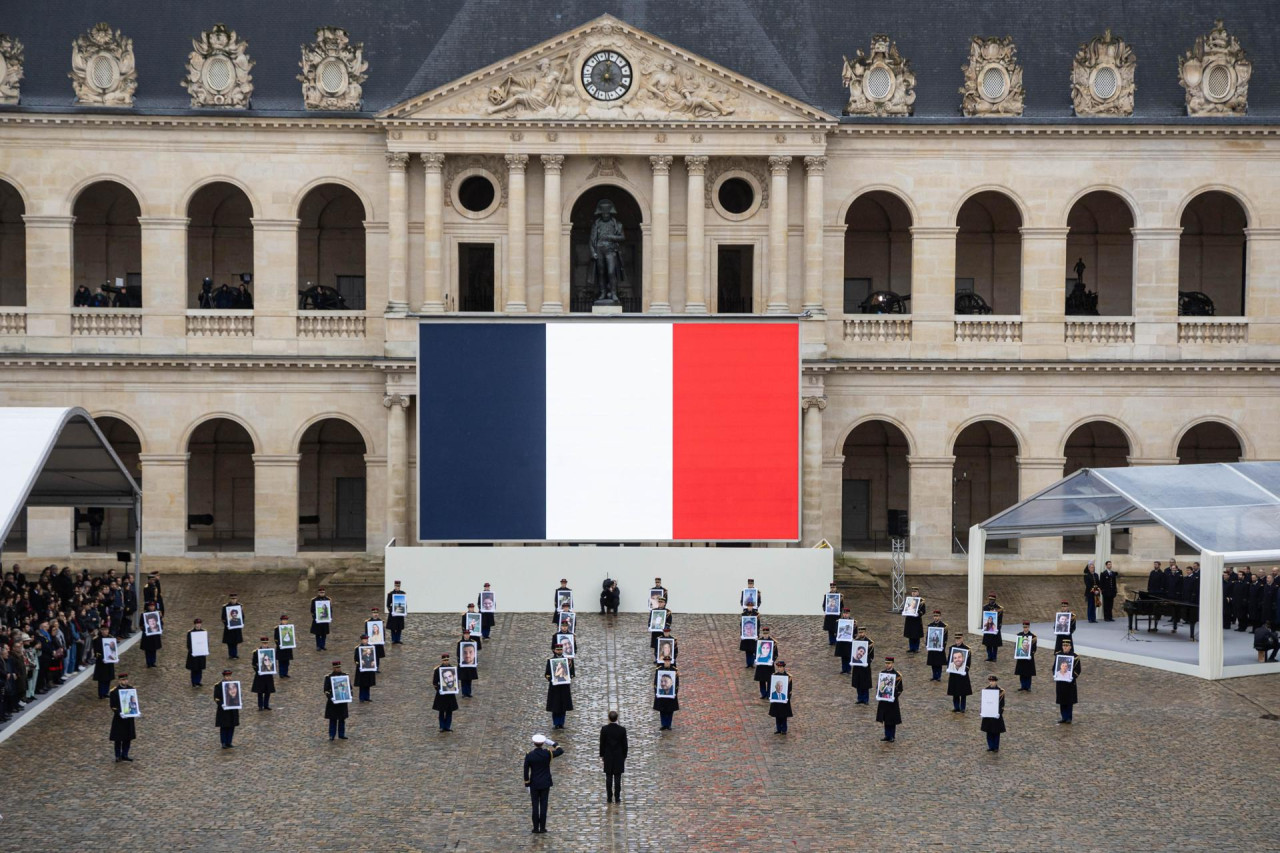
left=297, top=311, right=366, bottom=338
left=71, top=308, right=143, bottom=336
left=186, top=310, right=254, bottom=337
left=843, top=316, right=912, bottom=342
left=1177, top=318, right=1248, bottom=344
left=954, top=316, right=1022, bottom=343
left=0, top=308, right=25, bottom=335
left=1065, top=319, right=1135, bottom=344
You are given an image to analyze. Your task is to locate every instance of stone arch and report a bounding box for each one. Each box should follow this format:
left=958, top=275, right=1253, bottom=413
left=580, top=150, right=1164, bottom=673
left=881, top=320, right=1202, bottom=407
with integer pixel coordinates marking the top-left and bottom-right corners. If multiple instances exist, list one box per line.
left=66, top=173, right=151, bottom=218
left=89, top=409, right=150, bottom=456
left=71, top=180, right=142, bottom=306
left=292, top=176, right=372, bottom=222
left=297, top=183, right=367, bottom=307
left=178, top=175, right=262, bottom=220
left=1057, top=414, right=1139, bottom=460
left=947, top=414, right=1025, bottom=456
left=567, top=183, right=645, bottom=313
left=1060, top=184, right=1142, bottom=228
left=842, top=189, right=915, bottom=312
left=954, top=189, right=1024, bottom=315
left=0, top=172, right=32, bottom=211
left=292, top=411, right=375, bottom=456
left=1178, top=190, right=1249, bottom=316
left=1172, top=417, right=1249, bottom=462
left=840, top=418, right=911, bottom=550
left=1065, top=190, right=1136, bottom=317
left=562, top=177, right=652, bottom=226
left=951, top=419, right=1021, bottom=554
left=77, top=415, right=145, bottom=553
left=186, top=416, right=257, bottom=551
left=297, top=417, right=370, bottom=551
left=833, top=413, right=919, bottom=458
left=1173, top=184, right=1256, bottom=229
left=950, top=184, right=1031, bottom=227
left=0, top=176, right=26, bottom=307
left=179, top=411, right=261, bottom=455
left=187, top=181, right=255, bottom=309
left=836, top=184, right=920, bottom=228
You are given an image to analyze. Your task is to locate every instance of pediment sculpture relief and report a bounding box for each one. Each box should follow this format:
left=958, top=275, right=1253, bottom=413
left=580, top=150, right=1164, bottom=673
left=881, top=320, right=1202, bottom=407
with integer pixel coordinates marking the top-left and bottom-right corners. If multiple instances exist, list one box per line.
left=69, top=23, right=137, bottom=107
left=1179, top=20, right=1251, bottom=116
left=182, top=23, right=254, bottom=108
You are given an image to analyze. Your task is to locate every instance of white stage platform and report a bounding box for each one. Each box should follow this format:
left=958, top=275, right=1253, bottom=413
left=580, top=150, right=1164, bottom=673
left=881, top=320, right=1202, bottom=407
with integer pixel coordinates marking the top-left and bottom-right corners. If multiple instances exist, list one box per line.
left=1004, top=619, right=1279, bottom=679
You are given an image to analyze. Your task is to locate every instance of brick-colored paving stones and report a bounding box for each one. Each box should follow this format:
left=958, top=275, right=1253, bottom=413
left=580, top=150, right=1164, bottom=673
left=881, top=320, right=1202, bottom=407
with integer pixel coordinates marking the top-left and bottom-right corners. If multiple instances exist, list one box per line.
left=0, top=572, right=1277, bottom=851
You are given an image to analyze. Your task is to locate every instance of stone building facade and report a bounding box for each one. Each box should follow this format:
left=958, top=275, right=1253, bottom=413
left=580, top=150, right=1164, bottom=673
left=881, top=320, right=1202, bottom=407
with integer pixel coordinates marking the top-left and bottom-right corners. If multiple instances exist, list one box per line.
left=0, top=6, right=1277, bottom=572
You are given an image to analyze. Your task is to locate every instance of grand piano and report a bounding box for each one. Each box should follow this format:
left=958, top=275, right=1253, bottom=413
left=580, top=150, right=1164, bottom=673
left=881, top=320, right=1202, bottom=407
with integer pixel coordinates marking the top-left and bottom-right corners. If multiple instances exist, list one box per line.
left=1123, top=591, right=1198, bottom=639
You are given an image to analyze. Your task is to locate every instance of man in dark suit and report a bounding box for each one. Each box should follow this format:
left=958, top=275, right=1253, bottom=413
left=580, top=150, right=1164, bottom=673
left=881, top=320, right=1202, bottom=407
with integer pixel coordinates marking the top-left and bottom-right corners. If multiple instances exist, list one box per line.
left=523, top=733, right=565, bottom=834
left=1099, top=561, right=1119, bottom=622
left=598, top=710, right=628, bottom=804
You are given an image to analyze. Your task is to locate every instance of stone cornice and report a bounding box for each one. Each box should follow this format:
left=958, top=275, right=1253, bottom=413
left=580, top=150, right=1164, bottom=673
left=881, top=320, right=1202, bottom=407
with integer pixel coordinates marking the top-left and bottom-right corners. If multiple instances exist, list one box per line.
left=0, top=111, right=378, bottom=132
left=0, top=354, right=414, bottom=371
left=808, top=360, right=1280, bottom=376
left=834, top=123, right=1280, bottom=139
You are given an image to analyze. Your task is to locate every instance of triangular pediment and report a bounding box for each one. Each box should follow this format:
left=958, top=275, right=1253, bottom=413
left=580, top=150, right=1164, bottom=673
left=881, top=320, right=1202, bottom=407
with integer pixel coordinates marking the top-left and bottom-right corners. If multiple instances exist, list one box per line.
left=379, top=15, right=833, bottom=124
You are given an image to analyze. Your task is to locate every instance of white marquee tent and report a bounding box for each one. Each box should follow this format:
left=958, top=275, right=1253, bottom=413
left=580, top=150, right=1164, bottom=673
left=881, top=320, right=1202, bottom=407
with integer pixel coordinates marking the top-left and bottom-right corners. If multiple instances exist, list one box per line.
left=968, top=461, right=1280, bottom=680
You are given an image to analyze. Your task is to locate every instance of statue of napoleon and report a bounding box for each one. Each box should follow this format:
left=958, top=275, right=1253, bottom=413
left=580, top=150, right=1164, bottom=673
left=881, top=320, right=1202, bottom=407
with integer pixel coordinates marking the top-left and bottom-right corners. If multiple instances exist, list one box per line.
left=588, top=199, right=625, bottom=305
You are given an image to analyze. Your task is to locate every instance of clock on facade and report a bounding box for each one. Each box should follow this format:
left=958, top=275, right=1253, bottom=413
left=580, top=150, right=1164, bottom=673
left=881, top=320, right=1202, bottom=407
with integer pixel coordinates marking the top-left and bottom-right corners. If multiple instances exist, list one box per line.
left=581, top=50, right=633, bottom=101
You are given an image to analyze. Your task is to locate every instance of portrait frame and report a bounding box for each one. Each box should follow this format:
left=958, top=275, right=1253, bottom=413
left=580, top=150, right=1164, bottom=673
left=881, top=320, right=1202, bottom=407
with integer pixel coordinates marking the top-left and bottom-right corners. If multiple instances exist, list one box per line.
left=754, top=639, right=775, bottom=667
left=925, top=626, right=946, bottom=652
left=655, top=669, right=677, bottom=699
left=1014, top=635, right=1032, bottom=660
left=102, top=637, right=119, bottom=664
left=458, top=640, right=478, bottom=668
left=555, top=633, right=576, bottom=659
left=648, top=588, right=665, bottom=610
left=555, top=588, right=574, bottom=611
left=740, top=588, right=759, bottom=608
left=358, top=645, right=377, bottom=672
left=188, top=629, right=209, bottom=658
left=256, top=648, right=277, bottom=676
left=835, top=619, right=855, bottom=642
left=648, top=608, right=668, bottom=633
left=655, top=636, right=675, bottom=664
left=222, top=680, right=243, bottom=710
left=391, top=593, right=408, bottom=617
left=876, top=671, right=897, bottom=702
left=464, top=612, right=482, bottom=635
left=278, top=624, right=296, bottom=649
left=225, top=604, right=244, bottom=630
left=557, top=612, right=576, bottom=635
left=438, top=666, right=460, bottom=695
left=901, top=596, right=921, bottom=618
left=946, top=646, right=970, bottom=676
left=313, top=600, right=332, bottom=624
left=982, top=610, right=1000, bottom=635
left=142, top=611, right=163, bottom=636
left=768, top=673, right=790, bottom=704
left=479, top=591, right=496, bottom=612
left=330, top=674, right=352, bottom=704
left=980, top=687, right=1001, bottom=719
left=823, top=592, right=841, bottom=615
left=118, top=687, right=140, bottom=718
left=365, top=619, right=385, bottom=646
left=1054, top=612, right=1073, bottom=635
left=549, top=657, right=571, bottom=686
left=849, top=639, right=870, bottom=667
left=740, top=615, right=758, bottom=640
left=1053, top=654, right=1075, bottom=682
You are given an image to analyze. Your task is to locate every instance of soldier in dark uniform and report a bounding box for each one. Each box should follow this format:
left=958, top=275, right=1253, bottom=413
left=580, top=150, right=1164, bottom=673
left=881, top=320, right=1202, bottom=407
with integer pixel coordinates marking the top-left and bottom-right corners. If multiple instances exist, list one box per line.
left=142, top=573, right=164, bottom=616
left=649, top=599, right=673, bottom=651
left=767, top=660, right=793, bottom=734
left=1185, top=564, right=1201, bottom=639
left=925, top=610, right=948, bottom=680
left=215, top=669, right=239, bottom=748
left=650, top=577, right=669, bottom=608
left=545, top=642, right=575, bottom=729
left=186, top=618, right=207, bottom=687
left=1249, top=574, right=1267, bottom=635
left=386, top=580, right=406, bottom=644
left=598, top=711, right=628, bottom=804
left=523, top=734, right=564, bottom=834
left=250, top=637, right=276, bottom=710
left=1014, top=621, right=1037, bottom=691
left=980, top=675, right=1006, bottom=752
left=1083, top=562, right=1100, bottom=621
left=653, top=656, right=679, bottom=730
left=1055, top=639, right=1082, bottom=723
left=221, top=592, right=244, bottom=659
left=1099, top=561, right=1119, bottom=622
left=323, top=660, right=348, bottom=741
left=834, top=607, right=854, bottom=674
left=946, top=635, right=973, bottom=712
left=1147, top=561, right=1165, bottom=622
left=654, top=625, right=678, bottom=664
left=432, top=653, right=458, bottom=732
left=875, top=656, right=903, bottom=742
left=981, top=593, right=1004, bottom=660
left=108, top=673, right=136, bottom=762
left=1053, top=601, right=1076, bottom=653
left=1233, top=571, right=1251, bottom=631
left=552, top=579, right=573, bottom=624
left=457, top=629, right=480, bottom=698
left=1168, top=564, right=1185, bottom=631
left=92, top=626, right=115, bottom=699
left=739, top=606, right=759, bottom=668
left=354, top=634, right=377, bottom=702
left=903, top=587, right=925, bottom=653
left=477, top=582, right=496, bottom=638
left=850, top=626, right=876, bottom=703
left=139, top=602, right=163, bottom=668
left=273, top=614, right=293, bottom=679
left=310, top=587, right=332, bottom=650
left=753, top=626, right=778, bottom=699
left=822, top=582, right=842, bottom=645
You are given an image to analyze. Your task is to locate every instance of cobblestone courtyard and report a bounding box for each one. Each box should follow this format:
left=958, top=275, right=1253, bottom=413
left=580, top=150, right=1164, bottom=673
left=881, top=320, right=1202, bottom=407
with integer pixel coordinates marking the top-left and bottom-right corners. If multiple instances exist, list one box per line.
left=1, top=573, right=1277, bottom=852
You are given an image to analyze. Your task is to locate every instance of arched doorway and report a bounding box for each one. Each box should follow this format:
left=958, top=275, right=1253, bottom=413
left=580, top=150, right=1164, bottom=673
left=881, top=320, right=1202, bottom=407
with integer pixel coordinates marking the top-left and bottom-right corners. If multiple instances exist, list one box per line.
left=298, top=418, right=368, bottom=551
left=297, top=184, right=366, bottom=309
left=0, top=180, right=25, bottom=306
left=841, top=420, right=909, bottom=551
left=1179, top=191, right=1247, bottom=316
left=1063, top=421, right=1131, bottom=554
left=73, top=181, right=141, bottom=307
left=1065, top=191, right=1134, bottom=316
left=77, top=417, right=143, bottom=552
left=843, top=191, right=913, bottom=314
left=188, top=182, right=254, bottom=308
left=1176, top=420, right=1243, bottom=553
left=569, top=185, right=643, bottom=313
left=955, top=191, right=1022, bottom=315
left=952, top=421, right=1019, bottom=554
left=187, top=418, right=255, bottom=552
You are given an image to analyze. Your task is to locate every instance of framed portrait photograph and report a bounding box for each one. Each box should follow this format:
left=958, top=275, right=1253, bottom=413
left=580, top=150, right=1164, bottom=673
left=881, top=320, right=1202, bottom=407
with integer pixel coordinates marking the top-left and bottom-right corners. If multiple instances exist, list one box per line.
left=278, top=624, right=296, bottom=649
left=464, top=612, right=482, bottom=635
left=549, top=657, right=571, bottom=686
left=102, top=637, right=119, bottom=664
left=835, top=619, right=855, bottom=642
left=330, top=674, right=352, bottom=704
left=142, top=611, right=163, bottom=636
left=555, top=589, right=574, bottom=611
left=557, top=612, right=576, bottom=635
left=222, top=680, right=243, bottom=710
left=479, top=591, right=496, bottom=612
left=1054, top=612, right=1073, bottom=635
left=823, top=592, right=841, bottom=615
left=754, top=639, right=775, bottom=667
left=740, top=615, right=758, bottom=640
left=1053, top=654, right=1075, bottom=682
left=257, top=648, right=277, bottom=676
left=189, top=630, right=209, bottom=658
left=901, top=597, right=921, bottom=618
left=225, top=604, right=244, bottom=629
left=118, top=687, right=140, bottom=718
left=740, top=588, right=759, bottom=608
left=458, top=641, right=478, bottom=668
left=982, top=610, right=1000, bottom=634
left=849, top=639, right=870, bottom=667
left=648, top=608, right=668, bottom=633
left=648, top=588, right=665, bottom=610
left=876, top=672, right=897, bottom=702
left=1014, top=636, right=1033, bottom=660
left=768, top=674, right=790, bottom=704
left=365, top=619, right=385, bottom=646
left=946, top=646, right=970, bottom=676
left=655, top=637, right=675, bottom=664
left=556, top=633, right=576, bottom=659
left=655, top=669, right=677, bottom=699
left=358, top=645, right=377, bottom=672
left=980, top=687, right=1001, bottom=719
left=925, top=626, right=946, bottom=652
left=391, top=593, right=408, bottom=617
left=314, top=600, right=332, bottom=624
left=439, top=666, right=460, bottom=695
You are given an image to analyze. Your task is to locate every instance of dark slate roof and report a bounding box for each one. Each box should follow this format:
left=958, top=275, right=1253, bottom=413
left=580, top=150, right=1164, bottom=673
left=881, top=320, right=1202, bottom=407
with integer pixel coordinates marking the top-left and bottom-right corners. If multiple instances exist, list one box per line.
left=3, top=0, right=1278, bottom=120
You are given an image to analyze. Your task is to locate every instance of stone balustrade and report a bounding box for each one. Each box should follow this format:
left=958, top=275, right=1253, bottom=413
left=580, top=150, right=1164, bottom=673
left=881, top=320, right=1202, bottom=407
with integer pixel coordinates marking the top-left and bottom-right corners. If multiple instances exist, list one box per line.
left=1177, top=319, right=1248, bottom=344
left=1065, top=319, right=1135, bottom=344
left=954, top=317, right=1022, bottom=343
left=71, top=309, right=143, bottom=336
left=843, top=316, right=912, bottom=342
left=297, top=311, right=366, bottom=338
left=0, top=308, right=25, bottom=335
left=186, top=310, right=254, bottom=337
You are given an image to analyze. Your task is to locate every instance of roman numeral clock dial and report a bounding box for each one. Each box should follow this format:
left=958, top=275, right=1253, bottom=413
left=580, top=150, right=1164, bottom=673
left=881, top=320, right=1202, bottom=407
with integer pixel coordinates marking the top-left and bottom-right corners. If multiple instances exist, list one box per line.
left=582, top=51, right=633, bottom=101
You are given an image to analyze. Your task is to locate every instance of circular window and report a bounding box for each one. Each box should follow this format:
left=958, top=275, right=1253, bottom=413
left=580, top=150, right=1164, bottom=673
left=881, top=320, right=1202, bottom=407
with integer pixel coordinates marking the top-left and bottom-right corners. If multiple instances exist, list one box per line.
left=717, top=178, right=754, bottom=215
left=865, top=65, right=894, bottom=101
left=318, top=58, right=348, bottom=96
left=452, top=169, right=501, bottom=219
left=89, top=54, right=117, bottom=91
left=1091, top=65, right=1118, bottom=101
left=202, top=55, right=235, bottom=94
left=979, top=66, right=1007, bottom=101
left=1205, top=63, right=1232, bottom=101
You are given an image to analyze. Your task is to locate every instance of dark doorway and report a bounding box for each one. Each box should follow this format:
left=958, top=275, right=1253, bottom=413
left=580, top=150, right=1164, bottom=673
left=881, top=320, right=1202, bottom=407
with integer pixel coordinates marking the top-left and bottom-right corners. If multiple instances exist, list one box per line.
left=458, top=243, right=495, bottom=312
left=335, top=477, right=366, bottom=542
left=569, top=186, right=643, bottom=312
left=716, top=245, right=753, bottom=313
left=842, top=479, right=870, bottom=548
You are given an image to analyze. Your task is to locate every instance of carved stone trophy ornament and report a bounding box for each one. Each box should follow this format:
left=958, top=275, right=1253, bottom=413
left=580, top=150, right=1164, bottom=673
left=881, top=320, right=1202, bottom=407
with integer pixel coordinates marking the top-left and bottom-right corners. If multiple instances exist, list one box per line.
left=588, top=199, right=625, bottom=305
left=1179, top=20, right=1251, bottom=116
left=182, top=24, right=254, bottom=108
left=69, top=23, right=137, bottom=106
left=842, top=35, right=916, bottom=116
left=1071, top=30, right=1136, bottom=117
left=299, top=27, right=368, bottom=110
left=960, top=36, right=1024, bottom=117
left=0, top=33, right=24, bottom=105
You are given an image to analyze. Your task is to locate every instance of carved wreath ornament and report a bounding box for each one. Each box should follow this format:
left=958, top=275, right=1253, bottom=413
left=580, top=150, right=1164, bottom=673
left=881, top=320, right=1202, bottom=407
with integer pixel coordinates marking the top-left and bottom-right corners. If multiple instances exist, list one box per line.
left=1071, top=30, right=1136, bottom=117
left=1179, top=20, right=1250, bottom=116
left=0, top=33, right=23, bottom=104
left=959, top=36, right=1024, bottom=116
left=842, top=35, right=916, bottom=116
left=299, top=27, right=368, bottom=110
left=69, top=23, right=137, bottom=106
left=182, top=24, right=254, bottom=108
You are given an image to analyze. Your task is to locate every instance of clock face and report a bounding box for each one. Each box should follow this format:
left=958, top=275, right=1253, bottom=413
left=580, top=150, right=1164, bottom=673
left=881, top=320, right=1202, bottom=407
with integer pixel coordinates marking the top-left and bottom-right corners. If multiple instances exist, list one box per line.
left=581, top=51, right=633, bottom=102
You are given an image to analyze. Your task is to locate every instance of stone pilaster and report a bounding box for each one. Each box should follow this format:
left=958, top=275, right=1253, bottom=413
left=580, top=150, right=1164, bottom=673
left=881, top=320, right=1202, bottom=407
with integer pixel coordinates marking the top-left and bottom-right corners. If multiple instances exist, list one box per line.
left=908, top=455, right=956, bottom=560
left=137, top=216, right=190, bottom=351
left=684, top=156, right=708, bottom=313
left=253, top=453, right=300, bottom=557
left=505, top=153, right=528, bottom=313
left=420, top=153, right=446, bottom=312
left=384, top=393, right=410, bottom=546
left=385, top=151, right=410, bottom=314
left=766, top=155, right=791, bottom=314
left=540, top=154, right=564, bottom=313
left=649, top=155, right=673, bottom=314
left=139, top=453, right=189, bottom=557
left=802, top=156, right=827, bottom=317
left=801, top=395, right=827, bottom=545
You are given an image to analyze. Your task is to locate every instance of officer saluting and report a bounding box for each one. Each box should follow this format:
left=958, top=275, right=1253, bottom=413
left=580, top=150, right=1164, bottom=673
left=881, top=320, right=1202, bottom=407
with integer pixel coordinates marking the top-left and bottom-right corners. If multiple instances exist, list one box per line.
left=523, top=733, right=565, bottom=834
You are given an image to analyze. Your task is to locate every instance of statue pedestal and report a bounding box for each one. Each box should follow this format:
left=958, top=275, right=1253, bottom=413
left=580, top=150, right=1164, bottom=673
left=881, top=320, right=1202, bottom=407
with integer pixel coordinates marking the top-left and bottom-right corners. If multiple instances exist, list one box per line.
left=591, top=304, right=623, bottom=315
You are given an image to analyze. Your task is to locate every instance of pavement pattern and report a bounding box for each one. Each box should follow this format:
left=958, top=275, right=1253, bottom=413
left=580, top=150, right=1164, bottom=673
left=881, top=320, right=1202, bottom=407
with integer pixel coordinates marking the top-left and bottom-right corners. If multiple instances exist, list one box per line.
left=0, top=573, right=1277, bottom=852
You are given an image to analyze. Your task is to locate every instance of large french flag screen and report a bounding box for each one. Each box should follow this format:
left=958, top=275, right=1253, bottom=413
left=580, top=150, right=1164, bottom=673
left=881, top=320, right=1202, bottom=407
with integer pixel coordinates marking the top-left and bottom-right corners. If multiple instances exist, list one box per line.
left=418, top=320, right=799, bottom=542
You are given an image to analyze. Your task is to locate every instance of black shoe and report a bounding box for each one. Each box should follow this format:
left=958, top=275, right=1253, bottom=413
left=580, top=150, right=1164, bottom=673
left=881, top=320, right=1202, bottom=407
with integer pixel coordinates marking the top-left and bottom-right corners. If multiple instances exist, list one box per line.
left=338, top=735, right=348, bottom=739
left=120, top=756, right=133, bottom=762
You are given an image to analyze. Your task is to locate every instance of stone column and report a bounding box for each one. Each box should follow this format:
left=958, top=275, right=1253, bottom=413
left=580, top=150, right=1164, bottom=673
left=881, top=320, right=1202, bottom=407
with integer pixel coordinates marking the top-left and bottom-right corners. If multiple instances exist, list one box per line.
left=249, top=218, right=300, bottom=347
left=505, top=154, right=529, bottom=313
left=821, top=455, right=844, bottom=549
left=1131, top=227, right=1182, bottom=346
left=649, top=155, right=673, bottom=314
left=684, top=156, right=708, bottom=313
left=907, top=226, right=960, bottom=346
left=802, top=156, right=827, bottom=317
left=908, top=455, right=956, bottom=562
left=22, top=215, right=75, bottom=338
left=1016, top=456, right=1068, bottom=561
left=363, top=453, right=387, bottom=554
left=420, top=153, right=446, bottom=313
left=801, top=395, right=827, bottom=546
left=139, top=453, right=189, bottom=557
left=137, top=217, right=190, bottom=351
left=385, top=152, right=410, bottom=314
left=540, top=155, right=564, bottom=313
left=1245, top=227, right=1280, bottom=346
left=253, top=453, right=300, bottom=557
left=1019, top=226, right=1069, bottom=350
left=384, top=393, right=410, bottom=546
left=766, top=155, right=791, bottom=314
